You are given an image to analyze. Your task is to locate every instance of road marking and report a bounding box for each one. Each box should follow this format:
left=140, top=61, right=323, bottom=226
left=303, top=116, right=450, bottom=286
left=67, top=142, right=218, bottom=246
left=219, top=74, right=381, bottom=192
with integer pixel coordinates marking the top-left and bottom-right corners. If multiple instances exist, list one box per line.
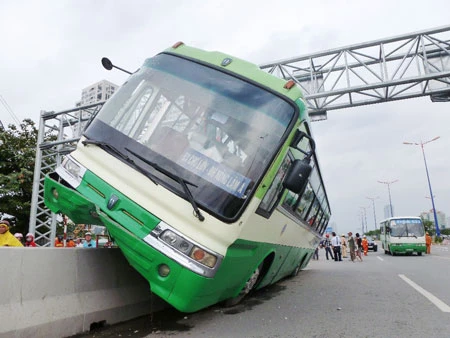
left=377, top=256, right=384, bottom=261
left=432, top=255, right=450, bottom=261
left=399, top=274, right=450, bottom=313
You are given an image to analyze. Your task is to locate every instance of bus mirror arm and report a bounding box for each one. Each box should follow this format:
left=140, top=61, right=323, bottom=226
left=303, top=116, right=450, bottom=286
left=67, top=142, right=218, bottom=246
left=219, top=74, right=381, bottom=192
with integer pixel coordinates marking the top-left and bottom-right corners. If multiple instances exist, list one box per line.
left=290, top=130, right=316, bottom=162
left=101, top=57, right=133, bottom=75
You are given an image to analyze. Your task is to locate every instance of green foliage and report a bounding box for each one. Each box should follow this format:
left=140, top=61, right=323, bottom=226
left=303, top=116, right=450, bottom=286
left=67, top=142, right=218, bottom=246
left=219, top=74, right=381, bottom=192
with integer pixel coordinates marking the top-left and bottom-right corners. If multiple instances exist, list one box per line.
left=365, top=229, right=380, bottom=239
left=440, top=228, right=450, bottom=236
left=421, top=218, right=435, bottom=235
left=0, top=119, right=38, bottom=234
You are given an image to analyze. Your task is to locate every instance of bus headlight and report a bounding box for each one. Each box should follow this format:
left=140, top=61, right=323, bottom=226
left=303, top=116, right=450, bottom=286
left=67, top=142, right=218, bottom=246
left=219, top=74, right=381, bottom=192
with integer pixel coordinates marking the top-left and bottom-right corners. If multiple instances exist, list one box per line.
left=159, top=229, right=218, bottom=268
left=191, top=247, right=217, bottom=268
left=160, top=230, right=192, bottom=254
left=144, top=222, right=223, bottom=277
left=55, top=156, right=87, bottom=188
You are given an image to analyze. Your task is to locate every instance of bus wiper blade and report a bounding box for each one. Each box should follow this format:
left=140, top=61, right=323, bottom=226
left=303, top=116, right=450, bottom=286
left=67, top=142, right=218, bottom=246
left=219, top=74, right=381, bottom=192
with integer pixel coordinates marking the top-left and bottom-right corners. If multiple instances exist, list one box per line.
left=82, top=139, right=157, bottom=185
left=125, top=147, right=205, bottom=222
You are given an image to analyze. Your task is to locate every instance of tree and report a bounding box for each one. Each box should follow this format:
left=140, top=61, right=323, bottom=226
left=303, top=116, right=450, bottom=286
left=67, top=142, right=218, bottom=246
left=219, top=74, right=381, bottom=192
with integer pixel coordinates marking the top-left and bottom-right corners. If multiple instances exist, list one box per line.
left=0, top=119, right=38, bottom=235
left=422, top=219, right=435, bottom=235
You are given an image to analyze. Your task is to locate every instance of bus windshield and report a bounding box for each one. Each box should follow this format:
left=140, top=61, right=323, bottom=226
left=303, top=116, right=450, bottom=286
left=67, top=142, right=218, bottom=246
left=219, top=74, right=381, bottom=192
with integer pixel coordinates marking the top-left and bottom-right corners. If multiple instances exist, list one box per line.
left=84, top=53, right=296, bottom=220
left=389, top=218, right=425, bottom=237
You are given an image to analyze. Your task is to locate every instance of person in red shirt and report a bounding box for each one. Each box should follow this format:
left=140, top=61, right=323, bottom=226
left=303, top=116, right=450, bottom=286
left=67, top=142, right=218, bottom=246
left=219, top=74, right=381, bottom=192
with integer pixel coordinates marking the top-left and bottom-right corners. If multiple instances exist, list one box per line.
left=54, top=235, right=64, bottom=247
left=24, top=233, right=37, bottom=247
left=66, top=237, right=76, bottom=248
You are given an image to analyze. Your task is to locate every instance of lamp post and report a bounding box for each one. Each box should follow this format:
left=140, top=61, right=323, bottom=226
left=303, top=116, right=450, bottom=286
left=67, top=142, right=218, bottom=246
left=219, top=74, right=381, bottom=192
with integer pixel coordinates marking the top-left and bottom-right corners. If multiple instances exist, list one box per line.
left=377, top=180, right=398, bottom=218
left=366, top=196, right=379, bottom=230
left=403, top=137, right=440, bottom=236
left=360, top=206, right=369, bottom=234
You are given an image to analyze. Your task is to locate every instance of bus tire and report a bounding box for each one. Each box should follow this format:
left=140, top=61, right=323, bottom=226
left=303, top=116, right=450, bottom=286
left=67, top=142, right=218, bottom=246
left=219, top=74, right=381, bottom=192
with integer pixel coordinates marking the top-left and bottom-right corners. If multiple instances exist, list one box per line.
left=224, top=262, right=263, bottom=307
left=291, top=254, right=308, bottom=277
left=291, top=262, right=302, bottom=277
left=417, top=252, right=422, bottom=256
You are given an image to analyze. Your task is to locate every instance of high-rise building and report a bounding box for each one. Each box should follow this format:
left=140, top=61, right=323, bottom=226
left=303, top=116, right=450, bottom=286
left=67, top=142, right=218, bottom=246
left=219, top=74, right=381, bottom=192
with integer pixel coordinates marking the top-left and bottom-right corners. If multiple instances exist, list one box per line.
left=73, top=80, right=118, bottom=134
left=76, top=80, right=118, bottom=107
left=420, top=210, right=447, bottom=229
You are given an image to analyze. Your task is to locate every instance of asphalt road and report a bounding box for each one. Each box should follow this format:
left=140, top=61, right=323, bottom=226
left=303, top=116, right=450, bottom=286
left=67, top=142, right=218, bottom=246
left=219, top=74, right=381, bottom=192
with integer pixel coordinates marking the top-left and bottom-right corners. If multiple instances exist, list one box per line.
left=72, top=243, right=450, bottom=338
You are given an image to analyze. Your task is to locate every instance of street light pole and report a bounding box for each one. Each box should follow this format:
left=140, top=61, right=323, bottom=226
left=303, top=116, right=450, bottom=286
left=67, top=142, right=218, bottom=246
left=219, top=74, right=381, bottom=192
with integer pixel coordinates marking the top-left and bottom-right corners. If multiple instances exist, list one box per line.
left=360, top=206, right=369, bottom=234
left=403, top=137, right=441, bottom=236
left=366, top=196, right=379, bottom=230
left=377, top=180, right=398, bottom=218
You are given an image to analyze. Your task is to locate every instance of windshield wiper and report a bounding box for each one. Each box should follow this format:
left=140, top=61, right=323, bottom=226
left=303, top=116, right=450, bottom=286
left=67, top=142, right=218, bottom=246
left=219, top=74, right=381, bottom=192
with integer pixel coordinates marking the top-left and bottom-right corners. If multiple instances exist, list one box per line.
left=82, top=139, right=157, bottom=185
left=125, top=147, right=205, bottom=222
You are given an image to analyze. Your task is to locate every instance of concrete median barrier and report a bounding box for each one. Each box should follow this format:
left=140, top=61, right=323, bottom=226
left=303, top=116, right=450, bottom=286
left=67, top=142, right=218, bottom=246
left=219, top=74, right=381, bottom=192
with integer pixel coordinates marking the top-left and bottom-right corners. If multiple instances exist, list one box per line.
left=0, top=247, right=168, bottom=338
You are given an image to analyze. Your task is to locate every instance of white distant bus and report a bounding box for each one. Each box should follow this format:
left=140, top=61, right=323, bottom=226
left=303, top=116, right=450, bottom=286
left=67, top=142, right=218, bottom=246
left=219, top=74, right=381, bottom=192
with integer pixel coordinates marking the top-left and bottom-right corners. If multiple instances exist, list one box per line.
left=379, top=217, right=426, bottom=256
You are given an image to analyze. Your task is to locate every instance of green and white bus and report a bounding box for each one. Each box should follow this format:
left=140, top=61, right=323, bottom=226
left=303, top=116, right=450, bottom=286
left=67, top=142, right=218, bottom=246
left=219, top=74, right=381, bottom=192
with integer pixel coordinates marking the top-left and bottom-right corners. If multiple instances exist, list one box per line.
left=44, top=42, right=331, bottom=312
left=379, top=217, right=426, bottom=256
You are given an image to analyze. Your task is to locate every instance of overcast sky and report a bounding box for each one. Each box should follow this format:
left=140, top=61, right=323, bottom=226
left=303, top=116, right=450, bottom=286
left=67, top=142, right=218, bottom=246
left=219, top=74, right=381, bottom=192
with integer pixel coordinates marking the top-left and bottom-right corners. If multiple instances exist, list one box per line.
left=1, top=0, right=449, bottom=234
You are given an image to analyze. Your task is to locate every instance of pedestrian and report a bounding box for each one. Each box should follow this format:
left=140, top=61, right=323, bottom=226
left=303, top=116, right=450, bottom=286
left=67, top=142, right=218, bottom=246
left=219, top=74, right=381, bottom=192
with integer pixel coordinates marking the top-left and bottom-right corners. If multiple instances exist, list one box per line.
left=425, top=232, right=432, bottom=254
left=355, top=233, right=363, bottom=261
left=323, top=234, right=334, bottom=260
left=66, top=236, right=76, bottom=248
left=331, top=232, right=342, bottom=261
left=54, top=235, right=64, bottom=247
left=362, top=235, right=369, bottom=256
left=75, top=238, right=84, bottom=248
left=24, top=233, right=37, bottom=247
left=83, top=232, right=97, bottom=248
left=14, top=233, right=24, bottom=245
left=341, top=234, right=348, bottom=258
left=313, top=244, right=320, bottom=260
left=347, top=231, right=356, bottom=262
left=0, top=220, right=23, bottom=247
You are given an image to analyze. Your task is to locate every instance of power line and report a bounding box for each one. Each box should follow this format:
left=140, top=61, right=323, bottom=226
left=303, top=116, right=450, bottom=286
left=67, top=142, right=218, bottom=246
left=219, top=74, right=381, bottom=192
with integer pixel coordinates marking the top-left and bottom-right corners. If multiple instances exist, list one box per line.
left=0, top=95, right=21, bottom=126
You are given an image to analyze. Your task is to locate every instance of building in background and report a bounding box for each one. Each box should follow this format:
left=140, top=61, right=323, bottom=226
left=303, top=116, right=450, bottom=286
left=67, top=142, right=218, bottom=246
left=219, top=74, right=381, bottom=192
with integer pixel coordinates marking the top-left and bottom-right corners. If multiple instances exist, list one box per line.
left=73, top=80, right=118, bottom=133
left=76, top=80, right=118, bottom=107
left=420, top=210, right=447, bottom=229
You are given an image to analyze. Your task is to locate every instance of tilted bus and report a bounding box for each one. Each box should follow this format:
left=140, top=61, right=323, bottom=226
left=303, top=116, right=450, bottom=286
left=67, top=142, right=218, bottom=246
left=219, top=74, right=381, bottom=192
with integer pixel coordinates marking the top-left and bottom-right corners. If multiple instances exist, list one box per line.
left=44, top=42, right=331, bottom=312
left=379, top=217, right=426, bottom=256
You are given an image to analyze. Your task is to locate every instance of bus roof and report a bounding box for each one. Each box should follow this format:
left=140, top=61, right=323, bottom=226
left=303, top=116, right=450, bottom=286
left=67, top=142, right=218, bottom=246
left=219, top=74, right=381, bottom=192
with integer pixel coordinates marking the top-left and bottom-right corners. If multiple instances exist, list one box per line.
left=164, top=42, right=304, bottom=103
left=379, top=216, right=422, bottom=223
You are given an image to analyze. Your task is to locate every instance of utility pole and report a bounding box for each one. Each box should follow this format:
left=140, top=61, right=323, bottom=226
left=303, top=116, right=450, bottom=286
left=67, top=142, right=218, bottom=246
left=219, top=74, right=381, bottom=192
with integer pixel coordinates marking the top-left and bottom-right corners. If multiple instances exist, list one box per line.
left=378, top=180, right=398, bottom=218
left=366, top=196, right=379, bottom=230
left=403, top=137, right=441, bottom=236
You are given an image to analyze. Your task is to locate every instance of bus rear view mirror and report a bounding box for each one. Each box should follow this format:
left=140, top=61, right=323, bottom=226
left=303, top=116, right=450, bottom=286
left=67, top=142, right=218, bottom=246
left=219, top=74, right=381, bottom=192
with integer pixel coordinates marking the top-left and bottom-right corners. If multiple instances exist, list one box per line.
left=283, top=159, right=312, bottom=194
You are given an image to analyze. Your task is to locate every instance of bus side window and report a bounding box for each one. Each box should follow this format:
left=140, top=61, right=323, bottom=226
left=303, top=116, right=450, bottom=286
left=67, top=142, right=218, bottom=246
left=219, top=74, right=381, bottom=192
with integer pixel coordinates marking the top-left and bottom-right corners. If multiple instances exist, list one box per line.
left=296, top=184, right=315, bottom=220
left=256, top=155, right=291, bottom=218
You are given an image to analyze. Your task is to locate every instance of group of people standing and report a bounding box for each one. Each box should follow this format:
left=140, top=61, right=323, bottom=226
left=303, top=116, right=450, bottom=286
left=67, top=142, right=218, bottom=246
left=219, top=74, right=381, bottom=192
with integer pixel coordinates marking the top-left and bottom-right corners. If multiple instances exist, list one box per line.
left=0, top=220, right=36, bottom=247
left=314, top=231, right=368, bottom=262
left=1, top=219, right=100, bottom=248
left=53, top=232, right=97, bottom=248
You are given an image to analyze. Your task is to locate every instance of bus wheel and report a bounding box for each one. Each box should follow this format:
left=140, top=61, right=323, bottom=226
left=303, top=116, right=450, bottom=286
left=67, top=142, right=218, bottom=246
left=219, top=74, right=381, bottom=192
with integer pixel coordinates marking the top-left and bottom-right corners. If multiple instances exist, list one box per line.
left=224, top=263, right=262, bottom=307
left=291, top=262, right=302, bottom=277
left=291, top=255, right=307, bottom=277
left=418, top=252, right=422, bottom=256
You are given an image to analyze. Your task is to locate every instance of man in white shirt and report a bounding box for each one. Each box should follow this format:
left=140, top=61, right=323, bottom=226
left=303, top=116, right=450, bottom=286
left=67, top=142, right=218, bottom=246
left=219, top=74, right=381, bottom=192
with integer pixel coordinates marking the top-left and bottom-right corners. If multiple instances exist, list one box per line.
left=331, top=232, right=342, bottom=261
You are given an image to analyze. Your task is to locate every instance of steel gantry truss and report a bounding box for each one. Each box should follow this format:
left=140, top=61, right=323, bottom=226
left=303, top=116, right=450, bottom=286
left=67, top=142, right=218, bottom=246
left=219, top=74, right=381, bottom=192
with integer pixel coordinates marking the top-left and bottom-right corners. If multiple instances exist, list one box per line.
left=29, top=26, right=450, bottom=245
left=29, top=103, right=104, bottom=246
left=260, top=25, right=450, bottom=120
